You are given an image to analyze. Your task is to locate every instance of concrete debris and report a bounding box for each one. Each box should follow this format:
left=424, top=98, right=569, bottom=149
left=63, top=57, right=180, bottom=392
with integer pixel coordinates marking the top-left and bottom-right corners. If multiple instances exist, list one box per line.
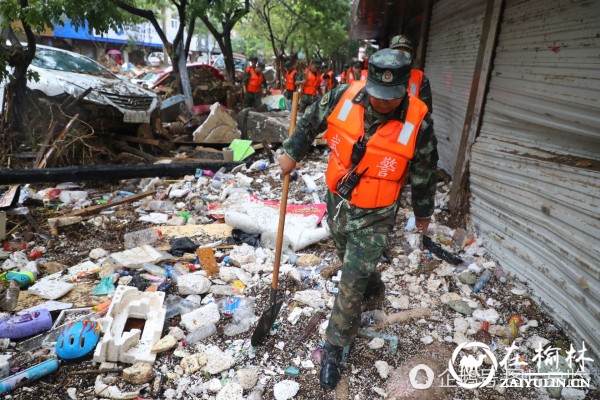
left=375, top=360, right=390, bottom=379
left=216, top=382, right=244, bottom=400
left=151, top=334, right=178, bottom=353
left=236, top=367, right=259, bottom=390
left=180, top=352, right=208, bottom=374
left=193, top=102, right=241, bottom=143
left=94, top=375, right=139, bottom=399
left=293, top=289, right=327, bottom=309
left=177, top=273, right=211, bottom=295
left=273, top=380, right=300, bottom=400
left=180, top=302, right=220, bottom=332
left=122, top=362, right=154, bottom=384
left=202, top=345, right=234, bottom=374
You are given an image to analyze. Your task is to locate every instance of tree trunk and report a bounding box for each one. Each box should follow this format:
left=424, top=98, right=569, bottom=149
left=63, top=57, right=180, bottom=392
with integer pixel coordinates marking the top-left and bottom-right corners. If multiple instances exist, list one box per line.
left=222, top=27, right=236, bottom=82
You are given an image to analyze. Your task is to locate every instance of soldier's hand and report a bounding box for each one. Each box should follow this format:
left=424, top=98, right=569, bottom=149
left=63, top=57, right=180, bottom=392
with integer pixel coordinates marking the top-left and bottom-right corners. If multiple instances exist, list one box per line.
left=279, top=154, right=297, bottom=176
left=415, top=217, right=431, bottom=233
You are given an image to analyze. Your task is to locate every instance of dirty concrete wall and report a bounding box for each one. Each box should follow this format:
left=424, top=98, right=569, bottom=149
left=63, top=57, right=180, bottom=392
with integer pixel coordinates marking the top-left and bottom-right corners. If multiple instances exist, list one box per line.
left=469, top=0, right=600, bottom=357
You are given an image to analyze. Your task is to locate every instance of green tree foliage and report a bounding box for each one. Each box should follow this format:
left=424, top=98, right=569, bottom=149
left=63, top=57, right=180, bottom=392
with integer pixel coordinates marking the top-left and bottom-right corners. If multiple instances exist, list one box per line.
left=238, top=0, right=358, bottom=67
left=195, top=0, right=250, bottom=82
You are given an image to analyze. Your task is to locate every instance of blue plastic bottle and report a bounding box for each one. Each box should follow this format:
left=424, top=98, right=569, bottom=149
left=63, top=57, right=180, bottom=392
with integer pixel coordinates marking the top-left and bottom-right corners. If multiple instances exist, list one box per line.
left=473, top=270, right=492, bottom=293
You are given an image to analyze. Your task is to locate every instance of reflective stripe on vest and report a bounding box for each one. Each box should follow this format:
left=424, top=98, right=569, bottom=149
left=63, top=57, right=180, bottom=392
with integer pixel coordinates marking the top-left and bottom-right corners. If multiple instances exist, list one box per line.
left=359, top=70, right=367, bottom=81
left=408, top=69, right=424, bottom=97
left=302, top=70, right=318, bottom=95
left=285, top=70, right=297, bottom=91
left=324, top=81, right=429, bottom=209
left=247, top=69, right=264, bottom=93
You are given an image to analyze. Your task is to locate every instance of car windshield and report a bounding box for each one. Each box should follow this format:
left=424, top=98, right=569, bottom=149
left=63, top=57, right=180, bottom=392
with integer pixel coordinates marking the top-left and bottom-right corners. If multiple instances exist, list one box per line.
left=31, top=48, right=114, bottom=78
left=214, top=56, right=246, bottom=71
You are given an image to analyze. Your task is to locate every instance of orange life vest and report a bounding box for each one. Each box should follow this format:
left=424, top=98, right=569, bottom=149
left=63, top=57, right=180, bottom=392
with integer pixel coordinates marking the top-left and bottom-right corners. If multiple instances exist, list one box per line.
left=302, top=69, right=318, bottom=96
left=327, top=71, right=334, bottom=90
left=324, top=81, right=429, bottom=208
left=285, top=69, right=297, bottom=91
left=340, top=70, right=347, bottom=83
left=247, top=69, right=264, bottom=93
left=359, top=69, right=367, bottom=81
left=347, top=71, right=355, bottom=83
left=408, top=69, right=424, bottom=98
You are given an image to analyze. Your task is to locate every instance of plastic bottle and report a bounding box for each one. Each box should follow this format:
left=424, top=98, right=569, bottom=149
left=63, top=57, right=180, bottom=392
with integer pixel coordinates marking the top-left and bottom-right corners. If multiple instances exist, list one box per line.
left=184, top=322, right=217, bottom=345
left=147, top=200, right=175, bottom=212
left=0, top=281, right=20, bottom=312
left=211, top=167, right=227, bottom=189
left=164, top=295, right=183, bottom=319
left=503, top=315, right=523, bottom=344
left=140, top=273, right=165, bottom=283
left=142, top=263, right=166, bottom=276
left=473, top=270, right=492, bottom=293
left=178, top=298, right=201, bottom=315
left=301, top=174, right=318, bottom=192
left=164, top=266, right=181, bottom=284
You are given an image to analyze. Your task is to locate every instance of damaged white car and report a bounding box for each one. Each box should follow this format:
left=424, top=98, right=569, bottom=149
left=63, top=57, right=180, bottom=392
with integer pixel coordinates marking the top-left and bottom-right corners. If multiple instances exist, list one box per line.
left=1, top=45, right=159, bottom=133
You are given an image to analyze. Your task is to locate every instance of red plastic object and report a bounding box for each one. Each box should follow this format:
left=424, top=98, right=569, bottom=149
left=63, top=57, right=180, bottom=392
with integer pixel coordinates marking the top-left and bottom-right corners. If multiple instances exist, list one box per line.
left=29, top=249, right=42, bottom=260
left=191, top=105, right=212, bottom=116
left=2, top=242, right=26, bottom=252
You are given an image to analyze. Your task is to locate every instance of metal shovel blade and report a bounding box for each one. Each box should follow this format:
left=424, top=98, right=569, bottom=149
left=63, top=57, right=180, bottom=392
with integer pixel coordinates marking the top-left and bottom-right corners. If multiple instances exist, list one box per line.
left=251, top=289, right=283, bottom=346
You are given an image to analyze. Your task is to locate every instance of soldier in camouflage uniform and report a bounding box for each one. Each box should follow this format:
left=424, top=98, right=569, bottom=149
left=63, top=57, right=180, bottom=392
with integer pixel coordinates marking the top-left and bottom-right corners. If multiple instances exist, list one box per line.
left=279, top=49, right=438, bottom=390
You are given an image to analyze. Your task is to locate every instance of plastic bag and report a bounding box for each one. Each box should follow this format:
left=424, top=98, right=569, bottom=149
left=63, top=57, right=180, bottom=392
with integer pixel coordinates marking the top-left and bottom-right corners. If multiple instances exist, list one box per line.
left=168, top=237, right=198, bottom=257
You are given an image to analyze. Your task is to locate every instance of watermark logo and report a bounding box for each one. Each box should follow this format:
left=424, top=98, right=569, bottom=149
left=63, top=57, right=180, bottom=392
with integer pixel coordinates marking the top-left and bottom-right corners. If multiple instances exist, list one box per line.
left=410, top=340, right=595, bottom=390
left=448, top=341, right=498, bottom=389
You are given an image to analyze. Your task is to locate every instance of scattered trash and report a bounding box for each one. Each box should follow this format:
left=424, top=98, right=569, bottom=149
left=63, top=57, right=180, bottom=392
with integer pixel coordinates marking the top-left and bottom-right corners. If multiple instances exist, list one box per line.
left=473, top=269, right=492, bottom=293
left=504, top=315, right=523, bottom=344
left=56, top=321, right=100, bottom=360
left=0, top=310, right=53, bottom=339
left=0, top=359, right=59, bottom=394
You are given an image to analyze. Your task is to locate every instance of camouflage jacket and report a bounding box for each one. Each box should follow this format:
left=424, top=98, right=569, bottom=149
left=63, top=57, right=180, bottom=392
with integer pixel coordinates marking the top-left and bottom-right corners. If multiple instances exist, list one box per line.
left=283, top=84, right=438, bottom=218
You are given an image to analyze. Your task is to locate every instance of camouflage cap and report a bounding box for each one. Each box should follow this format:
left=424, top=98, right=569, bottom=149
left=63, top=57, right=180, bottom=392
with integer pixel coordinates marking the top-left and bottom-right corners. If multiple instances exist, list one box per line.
left=389, top=35, right=414, bottom=52
left=366, top=49, right=411, bottom=100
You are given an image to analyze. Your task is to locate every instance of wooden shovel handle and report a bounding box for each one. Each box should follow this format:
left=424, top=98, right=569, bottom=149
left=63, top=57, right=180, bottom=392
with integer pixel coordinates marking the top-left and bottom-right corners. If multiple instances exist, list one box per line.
left=271, top=92, right=300, bottom=290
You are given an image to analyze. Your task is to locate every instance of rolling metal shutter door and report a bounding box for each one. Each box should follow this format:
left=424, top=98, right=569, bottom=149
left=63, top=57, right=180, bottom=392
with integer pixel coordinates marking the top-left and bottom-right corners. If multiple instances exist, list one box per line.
left=424, top=0, right=487, bottom=174
left=470, top=0, right=600, bottom=355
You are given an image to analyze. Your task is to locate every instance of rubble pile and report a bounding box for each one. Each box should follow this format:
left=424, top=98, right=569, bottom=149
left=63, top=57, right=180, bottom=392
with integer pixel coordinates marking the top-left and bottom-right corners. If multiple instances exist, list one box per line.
left=0, top=149, right=596, bottom=400
left=160, top=67, right=230, bottom=106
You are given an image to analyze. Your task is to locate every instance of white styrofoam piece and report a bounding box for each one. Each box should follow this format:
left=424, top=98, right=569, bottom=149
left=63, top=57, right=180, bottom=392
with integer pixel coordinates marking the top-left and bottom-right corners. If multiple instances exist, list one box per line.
left=109, top=245, right=169, bottom=269
left=28, top=280, right=74, bottom=300
left=93, top=285, right=166, bottom=364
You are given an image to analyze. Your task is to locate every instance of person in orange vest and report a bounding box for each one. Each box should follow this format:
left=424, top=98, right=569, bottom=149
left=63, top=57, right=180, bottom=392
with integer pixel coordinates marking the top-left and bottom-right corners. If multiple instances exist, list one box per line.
left=283, top=61, right=299, bottom=101
left=279, top=49, right=438, bottom=390
left=339, top=64, right=349, bottom=83
left=243, top=62, right=267, bottom=108
left=389, top=34, right=433, bottom=112
left=347, top=61, right=367, bottom=83
left=296, top=62, right=320, bottom=112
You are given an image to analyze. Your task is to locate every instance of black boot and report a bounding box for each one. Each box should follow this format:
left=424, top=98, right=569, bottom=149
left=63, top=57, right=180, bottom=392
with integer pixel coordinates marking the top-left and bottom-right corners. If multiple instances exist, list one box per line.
left=320, top=342, right=343, bottom=389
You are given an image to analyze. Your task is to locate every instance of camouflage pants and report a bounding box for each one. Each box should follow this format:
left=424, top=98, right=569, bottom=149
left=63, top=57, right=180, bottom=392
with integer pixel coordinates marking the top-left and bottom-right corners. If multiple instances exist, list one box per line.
left=244, top=92, right=262, bottom=108
left=325, top=190, right=396, bottom=347
left=284, top=90, right=294, bottom=101
left=299, top=94, right=317, bottom=113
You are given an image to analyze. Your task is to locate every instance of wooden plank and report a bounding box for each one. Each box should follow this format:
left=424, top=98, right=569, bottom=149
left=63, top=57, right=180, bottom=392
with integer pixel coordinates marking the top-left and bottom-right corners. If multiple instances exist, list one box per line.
left=67, top=190, right=156, bottom=217
left=16, top=283, right=107, bottom=312
left=158, top=224, right=233, bottom=239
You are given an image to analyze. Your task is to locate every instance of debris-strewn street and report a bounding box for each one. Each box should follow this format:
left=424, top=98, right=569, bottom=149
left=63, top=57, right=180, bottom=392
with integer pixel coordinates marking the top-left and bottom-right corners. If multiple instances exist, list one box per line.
left=1, top=151, right=596, bottom=400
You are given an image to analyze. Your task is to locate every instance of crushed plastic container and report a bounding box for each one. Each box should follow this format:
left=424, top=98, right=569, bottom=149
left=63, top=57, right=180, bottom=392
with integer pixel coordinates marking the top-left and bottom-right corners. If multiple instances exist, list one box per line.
left=184, top=322, right=217, bottom=345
